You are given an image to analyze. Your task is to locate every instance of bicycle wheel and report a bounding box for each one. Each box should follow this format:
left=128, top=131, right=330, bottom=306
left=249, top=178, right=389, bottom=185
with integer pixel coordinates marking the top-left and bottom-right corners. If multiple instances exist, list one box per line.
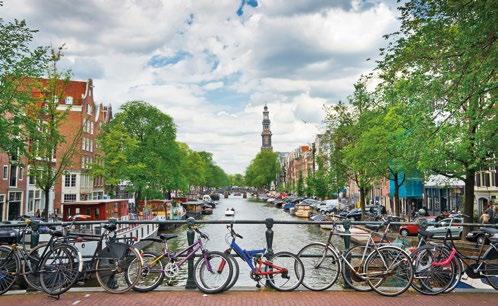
left=342, top=245, right=374, bottom=291
left=22, top=243, right=49, bottom=291
left=265, top=251, right=305, bottom=292
left=39, top=244, right=80, bottom=296
left=95, top=245, right=142, bottom=293
left=484, top=257, right=498, bottom=290
left=128, top=252, right=164, bottom=292
left=410, top=245, right=456, bottom=295
left=194, top=251, right=233, bottom=294
left=0, top=246, right=20, bottom=295
left=297, top=243, right=340, bottom=291
left=223, top=253, right=240, bottom=291
left=364, top=246, right=413, bottom=296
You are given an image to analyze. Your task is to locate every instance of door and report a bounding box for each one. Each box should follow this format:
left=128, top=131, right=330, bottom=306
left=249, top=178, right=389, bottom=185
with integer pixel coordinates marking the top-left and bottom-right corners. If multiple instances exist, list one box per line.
left=8, top=192, right=21, bottom=220
left=0, top=195, right=4, bottom=221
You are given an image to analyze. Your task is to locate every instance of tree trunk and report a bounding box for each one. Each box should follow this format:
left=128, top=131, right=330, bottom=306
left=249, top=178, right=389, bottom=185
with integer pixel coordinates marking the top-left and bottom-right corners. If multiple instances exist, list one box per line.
left=43, top=188, right=50, bottom=221
left=394, top=172, right=400, bottom=217
left=359, top=187, right=366, bottom=216
left=463, top=168, right=475, bottom=235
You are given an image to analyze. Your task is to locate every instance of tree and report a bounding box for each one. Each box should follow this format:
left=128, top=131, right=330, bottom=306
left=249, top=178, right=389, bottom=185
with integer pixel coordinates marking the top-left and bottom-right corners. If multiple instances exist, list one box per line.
left=377, top=0, right=498, bottom=222
left=100, top=101, right=182, bottom=201
left=0, top=6, right=48, bottom=156
left=296, top=172, right=305, bottom=196
left=312, top=156, right=331, bottom=199
left=26, top=47, right=81, bottom=220
left=245, top=150, right=280, bottom=189
left=228, top=174, right=245, bottom=187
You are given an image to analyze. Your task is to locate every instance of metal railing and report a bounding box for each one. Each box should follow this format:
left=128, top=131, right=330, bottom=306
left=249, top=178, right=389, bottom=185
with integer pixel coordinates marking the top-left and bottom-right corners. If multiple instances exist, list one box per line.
left=1, top=218, right=497, bottom=289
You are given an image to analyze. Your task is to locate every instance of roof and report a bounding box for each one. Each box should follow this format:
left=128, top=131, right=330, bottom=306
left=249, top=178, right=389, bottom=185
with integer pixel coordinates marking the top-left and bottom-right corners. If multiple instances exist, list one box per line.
left=425, top=175, right=464, bottom=187
left=30, top=78, right=92, bottom=106
left=62, top=199, right=129, bottom=205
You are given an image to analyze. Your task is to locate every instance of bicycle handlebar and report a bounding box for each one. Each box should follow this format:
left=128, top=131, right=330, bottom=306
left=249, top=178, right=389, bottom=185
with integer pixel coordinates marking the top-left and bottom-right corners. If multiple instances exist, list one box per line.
left=226, top=224, right=243, bottom=239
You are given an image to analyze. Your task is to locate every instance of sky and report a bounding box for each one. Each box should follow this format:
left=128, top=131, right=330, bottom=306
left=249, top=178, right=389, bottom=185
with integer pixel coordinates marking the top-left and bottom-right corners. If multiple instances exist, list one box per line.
left=2, top=0, right=400, bottom=174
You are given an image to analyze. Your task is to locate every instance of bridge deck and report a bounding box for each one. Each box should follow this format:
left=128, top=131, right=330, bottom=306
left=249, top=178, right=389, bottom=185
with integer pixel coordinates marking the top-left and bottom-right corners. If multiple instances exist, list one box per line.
left=2, top=290, right=496, bottom=306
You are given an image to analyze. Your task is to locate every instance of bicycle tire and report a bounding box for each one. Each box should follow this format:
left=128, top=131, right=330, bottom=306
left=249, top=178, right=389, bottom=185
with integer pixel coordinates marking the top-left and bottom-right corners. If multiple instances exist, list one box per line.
left=342, top=245, right=374, bottom=292
left=223, top=253, right=240, bottom=291
left=95, top=245, right=142, bottom=294
left=410, top=245, right=456, bottom=295
left=22, top=243, right=49, bottom=291
left=194, top=251, right=233, bottom=294
left=128, top=252, right=164, bottom=292
left=484, top=258, right=498, bottom=290
left=0, top=245, right=20, bottom=295
left=364, top=246, right=413, bottom=297
left=297, top=243, right=340, bottom=291
left=39, top=244, right=80, bottom=296
left=265, top=251, right=305, bottom=292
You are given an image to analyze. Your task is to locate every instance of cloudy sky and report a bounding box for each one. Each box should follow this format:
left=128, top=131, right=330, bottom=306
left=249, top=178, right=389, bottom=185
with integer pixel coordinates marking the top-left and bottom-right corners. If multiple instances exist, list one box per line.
left=2, top=0, right=400, bottom=174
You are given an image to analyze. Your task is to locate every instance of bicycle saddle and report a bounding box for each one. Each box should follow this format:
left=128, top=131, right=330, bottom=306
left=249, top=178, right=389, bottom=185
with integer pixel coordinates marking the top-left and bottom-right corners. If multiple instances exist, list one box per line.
left=104, top=224, right=117, bottom=231
left=481, top=227, right=498, bottom=235
left=418, top=230, right=435, bottom=238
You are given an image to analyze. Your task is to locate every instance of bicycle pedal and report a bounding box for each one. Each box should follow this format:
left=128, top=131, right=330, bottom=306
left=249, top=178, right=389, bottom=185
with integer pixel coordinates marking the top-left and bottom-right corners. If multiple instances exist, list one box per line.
left=256, top=283, right=261, bottom=288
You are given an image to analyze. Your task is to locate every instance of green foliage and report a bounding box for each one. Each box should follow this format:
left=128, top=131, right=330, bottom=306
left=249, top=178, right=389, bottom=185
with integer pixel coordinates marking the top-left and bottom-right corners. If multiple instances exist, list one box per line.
left=228, top=174, right=245, bottom=187
left=296, top=172, right=304, bottom=196
left=0, top=11, right=48, bottom=156
left=245, top=150, right=280, bottom=189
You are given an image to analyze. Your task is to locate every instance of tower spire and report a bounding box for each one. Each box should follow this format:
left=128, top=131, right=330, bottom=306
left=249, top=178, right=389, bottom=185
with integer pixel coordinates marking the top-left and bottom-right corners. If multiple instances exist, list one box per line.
left=261, top=104, right=272, bottom=151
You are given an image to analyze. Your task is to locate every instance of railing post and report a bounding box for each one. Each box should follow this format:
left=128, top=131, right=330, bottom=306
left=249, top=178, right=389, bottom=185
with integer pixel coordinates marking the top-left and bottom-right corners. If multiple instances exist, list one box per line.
left=265, top=218, right=274, bottom=287
left=30, top=221, right=39, bottom=248
left=185, top=217, right=197, bottom=289
left=342, top=219, right=352, bottom=289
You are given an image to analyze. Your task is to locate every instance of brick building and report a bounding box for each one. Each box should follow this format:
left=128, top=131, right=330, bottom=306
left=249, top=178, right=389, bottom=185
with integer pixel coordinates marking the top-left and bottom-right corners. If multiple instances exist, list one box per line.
left=0, top=79, right=111, bottom=220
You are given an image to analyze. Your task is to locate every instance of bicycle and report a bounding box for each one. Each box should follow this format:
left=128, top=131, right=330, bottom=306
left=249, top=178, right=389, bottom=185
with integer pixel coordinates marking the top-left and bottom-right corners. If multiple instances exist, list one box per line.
left=297, top=219, right=413, bottom=296
left=0, top=219, right=81, bottom=296
left=126, top=225, right=233, bottom=294
left=424, top=220, right=498, bottom=291
left=222, top=224, right=305, bottom=291
left=53, top=221, right=143, bottom=294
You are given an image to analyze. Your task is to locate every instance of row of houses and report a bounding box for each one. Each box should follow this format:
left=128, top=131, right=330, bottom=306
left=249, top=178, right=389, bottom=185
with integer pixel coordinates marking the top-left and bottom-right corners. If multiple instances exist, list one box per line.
left=278, top=133, right=498, bottom=217
left=0, top=79, right=112, bottom=221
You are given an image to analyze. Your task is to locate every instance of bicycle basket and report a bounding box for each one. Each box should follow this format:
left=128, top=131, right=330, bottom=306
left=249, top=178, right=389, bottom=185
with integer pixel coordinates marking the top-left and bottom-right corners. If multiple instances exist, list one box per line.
left=483, top=244, right=498, bottom=260
left=0, top=229, right=19, bottom=244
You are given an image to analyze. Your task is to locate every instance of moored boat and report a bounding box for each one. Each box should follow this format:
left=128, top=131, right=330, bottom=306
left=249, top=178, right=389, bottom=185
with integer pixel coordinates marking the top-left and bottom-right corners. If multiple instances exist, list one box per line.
left=295, top=202, right=312, bottom=218
left=225, top=208, right=235, bottom=217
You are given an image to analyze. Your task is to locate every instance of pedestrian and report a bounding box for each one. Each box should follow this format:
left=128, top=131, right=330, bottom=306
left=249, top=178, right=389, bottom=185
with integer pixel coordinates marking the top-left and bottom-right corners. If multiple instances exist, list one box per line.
left=484, top=203, right=495, bottom=224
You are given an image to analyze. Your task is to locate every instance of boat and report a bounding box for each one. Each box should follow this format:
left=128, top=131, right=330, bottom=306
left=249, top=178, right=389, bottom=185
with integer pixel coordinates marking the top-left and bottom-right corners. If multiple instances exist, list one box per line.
left=181, top=201, right=204, bottom=219
left=295, top=202, right=312, bottom=218
left=202, top=204, right=213, bottom=215
left=202, top=195, right=212, bottom=202
left=274, top=200, right=284, bottom=208
left=225, top=208, right=235, bottom=217
left=57, top=199, right=158, bottom=257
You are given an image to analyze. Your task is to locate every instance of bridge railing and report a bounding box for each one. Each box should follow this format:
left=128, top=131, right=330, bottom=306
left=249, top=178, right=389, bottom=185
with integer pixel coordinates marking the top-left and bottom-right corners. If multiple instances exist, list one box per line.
left=0, top=218, right=497, bottom=289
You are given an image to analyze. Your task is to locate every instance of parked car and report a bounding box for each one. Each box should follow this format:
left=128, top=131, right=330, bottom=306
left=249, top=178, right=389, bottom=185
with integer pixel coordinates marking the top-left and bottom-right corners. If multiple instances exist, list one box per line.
left=318, top=199, right=339, bottom=213
left=339, top=208, right=362, bottom=221
left=399, top=216, right=436, bottom=236
left=466, top=228, right=497, bottom=245
left=426, top=217, right=464, bottom=239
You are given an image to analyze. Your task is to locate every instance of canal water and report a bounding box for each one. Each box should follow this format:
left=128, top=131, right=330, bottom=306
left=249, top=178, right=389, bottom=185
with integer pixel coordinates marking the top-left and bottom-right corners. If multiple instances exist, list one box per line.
left=148, top=196, right=344, bottom=287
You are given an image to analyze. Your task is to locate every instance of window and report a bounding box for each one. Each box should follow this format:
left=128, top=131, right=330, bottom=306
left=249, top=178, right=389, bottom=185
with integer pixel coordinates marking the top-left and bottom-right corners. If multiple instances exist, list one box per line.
left=9, top=165, right=17, bottom=187
left=90, top=122, right=94, bottom=134
left=64, top=174, right=76, bottom=187
left=65, top=96, right=73, bottom=105
left=475, top=173, right=481, bottom=187
left=2, top=166, right=7, bottom=180
left=63, top=194, right=77, bottom=202
left=28, top=190, right=34, bottom=213
left=87, top=105, right=92, bottom=115
left=19, top=167, right=23, bottom=180
left=29, top=174, right=35, bottom=185
left=483, top=172, right=490, bottom=187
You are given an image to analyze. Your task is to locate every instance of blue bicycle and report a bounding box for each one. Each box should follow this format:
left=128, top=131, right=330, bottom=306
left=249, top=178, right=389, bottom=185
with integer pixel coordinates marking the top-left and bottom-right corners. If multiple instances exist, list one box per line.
left=222, top=224, right=304, bottom=291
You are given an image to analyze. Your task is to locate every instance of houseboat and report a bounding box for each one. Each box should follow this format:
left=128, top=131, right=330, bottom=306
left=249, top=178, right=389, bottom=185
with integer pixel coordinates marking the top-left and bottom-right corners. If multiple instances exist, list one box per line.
left=225, top=208, right=235, bottom=217
left=295, top=202, right=312, bottom=218
left=60, top=199, right=158, bottom=256
left=181, top=201, right=204, bottom=219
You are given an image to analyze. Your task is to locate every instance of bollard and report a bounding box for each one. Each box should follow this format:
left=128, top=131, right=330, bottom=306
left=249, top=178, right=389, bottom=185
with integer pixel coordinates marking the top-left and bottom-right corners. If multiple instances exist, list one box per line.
left=185, top=217, right=197, bottom=289
left=265, top=218, right=274, bottom=287
left=342, top=219, right=352, bottom=289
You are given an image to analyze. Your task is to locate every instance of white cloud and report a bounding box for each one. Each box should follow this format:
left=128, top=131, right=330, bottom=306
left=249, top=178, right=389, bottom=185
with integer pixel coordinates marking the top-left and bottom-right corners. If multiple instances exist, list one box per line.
left=1, top=0, right=400, bottom=173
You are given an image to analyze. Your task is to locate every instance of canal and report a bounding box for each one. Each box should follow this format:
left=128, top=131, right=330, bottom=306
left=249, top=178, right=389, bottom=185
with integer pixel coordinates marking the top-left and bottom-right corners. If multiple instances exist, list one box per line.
left=148, top=196, right=344, bottom=287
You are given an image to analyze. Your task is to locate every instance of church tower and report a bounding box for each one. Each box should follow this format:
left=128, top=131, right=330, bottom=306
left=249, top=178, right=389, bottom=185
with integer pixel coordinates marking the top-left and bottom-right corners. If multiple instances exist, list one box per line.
left=261, top=105, right=273, bottom=151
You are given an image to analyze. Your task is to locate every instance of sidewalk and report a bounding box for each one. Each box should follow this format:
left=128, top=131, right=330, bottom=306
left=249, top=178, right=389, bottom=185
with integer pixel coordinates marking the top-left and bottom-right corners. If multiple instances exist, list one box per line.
left=1, top=290, right=497, bottom=306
